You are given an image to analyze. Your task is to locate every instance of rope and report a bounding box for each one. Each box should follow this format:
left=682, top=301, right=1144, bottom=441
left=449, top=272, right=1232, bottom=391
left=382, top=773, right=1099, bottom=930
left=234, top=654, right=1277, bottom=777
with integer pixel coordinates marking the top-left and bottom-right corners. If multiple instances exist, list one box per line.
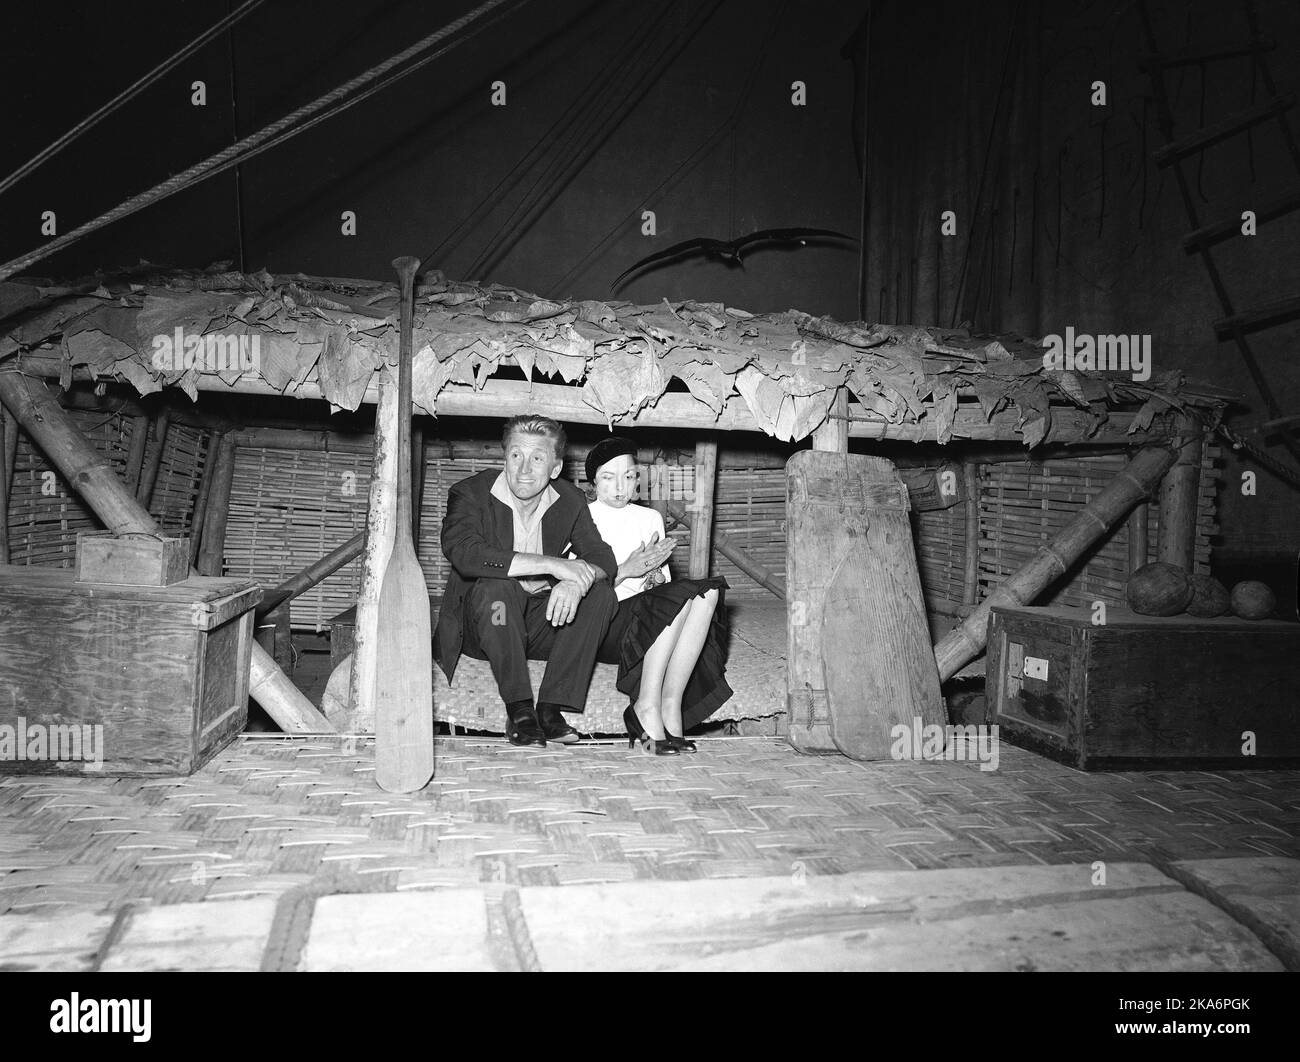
left=0, top=0, right=526, bottom=283
left=0, top=0, right=267, bottom=199
left=417, top=0, right=662, bottom=269
left=468, top=0, right=723, bottom=279
left=1216, top=422, right=1300, bottom=492
left=549, top=0, right=789, bottom=296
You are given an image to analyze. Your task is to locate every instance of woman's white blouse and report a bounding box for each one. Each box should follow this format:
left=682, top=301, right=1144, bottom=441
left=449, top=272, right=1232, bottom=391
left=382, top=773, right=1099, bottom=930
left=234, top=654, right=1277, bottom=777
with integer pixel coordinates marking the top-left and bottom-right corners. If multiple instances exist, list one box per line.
left=589, top=501, right=673, bottom=602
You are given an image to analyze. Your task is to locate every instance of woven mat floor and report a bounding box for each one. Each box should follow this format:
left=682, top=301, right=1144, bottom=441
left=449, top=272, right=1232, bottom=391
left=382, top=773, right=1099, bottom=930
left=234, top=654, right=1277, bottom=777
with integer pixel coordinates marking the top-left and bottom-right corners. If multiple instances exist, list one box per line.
left=1, top=735, right=1297, bottom=914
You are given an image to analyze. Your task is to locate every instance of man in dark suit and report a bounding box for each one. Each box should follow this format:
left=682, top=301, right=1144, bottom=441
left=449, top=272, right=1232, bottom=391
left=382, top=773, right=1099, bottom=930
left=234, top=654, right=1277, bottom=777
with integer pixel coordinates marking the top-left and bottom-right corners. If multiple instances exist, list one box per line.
left=435, top=415, right=618, bottom=747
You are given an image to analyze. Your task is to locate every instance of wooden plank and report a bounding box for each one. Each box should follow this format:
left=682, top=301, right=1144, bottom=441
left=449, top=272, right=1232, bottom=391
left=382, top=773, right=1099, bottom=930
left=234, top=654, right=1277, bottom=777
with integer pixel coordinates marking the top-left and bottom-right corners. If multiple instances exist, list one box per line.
left=516, top=864, right=1282, bottom=971
left=810, top=453, right=943, bottom=760
left=1154, top=94, right=1294, bottom=167
left=785, top=452, right=939, bottom=755
left=688, top=439, right=718, bottom=579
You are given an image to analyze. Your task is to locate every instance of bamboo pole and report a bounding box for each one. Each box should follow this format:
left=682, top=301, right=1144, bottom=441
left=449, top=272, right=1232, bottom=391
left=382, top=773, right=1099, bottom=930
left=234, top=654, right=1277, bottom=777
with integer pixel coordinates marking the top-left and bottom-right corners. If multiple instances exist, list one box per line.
left=932, top=443, right=1179, bottom=681
left=123, top=414, right=150, bottom=495
left=196, top=432, right=237, bottom=576
left=689, top=438, right=718, bottom=579
left=1157, top=414, right=1200, bottom=570
left=0, top=370, right=333, bottom=733
left=257, top=532, right=366, bottom=614
left=0, top=402, right=11, bottom=564
left=667, top=500, right=785, bottom=599
left=0, top=406, right=13, bottom=564
left=137, top=409, right=170, bottom=507
left=962, top=459, right=980, bottom=606
left=1127, top=502, right=1149, bottom=575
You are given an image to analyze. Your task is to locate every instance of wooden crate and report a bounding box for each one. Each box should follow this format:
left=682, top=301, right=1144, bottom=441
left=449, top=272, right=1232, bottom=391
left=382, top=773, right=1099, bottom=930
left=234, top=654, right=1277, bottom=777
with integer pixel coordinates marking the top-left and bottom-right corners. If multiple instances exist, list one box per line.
left=987, top=604, right=1300, bottom=770
left=76, top=530, right=190, bottom=586
left=0, top=565, right=261, bottom=776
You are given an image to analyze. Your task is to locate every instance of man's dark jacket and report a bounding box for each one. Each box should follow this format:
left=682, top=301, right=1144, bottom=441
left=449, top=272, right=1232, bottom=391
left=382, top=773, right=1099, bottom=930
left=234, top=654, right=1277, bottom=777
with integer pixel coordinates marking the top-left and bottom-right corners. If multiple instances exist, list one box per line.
left=434, top=469, right=617, bottom=683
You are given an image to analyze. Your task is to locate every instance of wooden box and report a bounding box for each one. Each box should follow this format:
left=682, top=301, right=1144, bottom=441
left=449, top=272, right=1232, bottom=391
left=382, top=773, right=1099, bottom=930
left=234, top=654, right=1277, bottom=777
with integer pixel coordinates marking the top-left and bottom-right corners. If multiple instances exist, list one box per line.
left=0, top=565, right=261, bottom=776
left=987, top=604, right=1300, bottom=770
left=76, top=530, right=190, bottom=586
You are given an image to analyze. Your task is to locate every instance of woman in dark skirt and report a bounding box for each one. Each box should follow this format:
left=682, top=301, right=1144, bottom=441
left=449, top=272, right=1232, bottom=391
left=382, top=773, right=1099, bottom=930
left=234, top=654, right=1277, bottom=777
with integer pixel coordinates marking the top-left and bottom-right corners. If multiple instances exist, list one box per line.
left=585, top=436, right=732, bottom=755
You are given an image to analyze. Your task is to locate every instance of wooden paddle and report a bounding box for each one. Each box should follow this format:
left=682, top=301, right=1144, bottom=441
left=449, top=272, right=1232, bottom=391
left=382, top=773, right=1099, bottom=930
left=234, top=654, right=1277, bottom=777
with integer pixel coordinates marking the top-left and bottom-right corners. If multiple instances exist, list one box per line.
left=374, top=255, right=434, bottom=792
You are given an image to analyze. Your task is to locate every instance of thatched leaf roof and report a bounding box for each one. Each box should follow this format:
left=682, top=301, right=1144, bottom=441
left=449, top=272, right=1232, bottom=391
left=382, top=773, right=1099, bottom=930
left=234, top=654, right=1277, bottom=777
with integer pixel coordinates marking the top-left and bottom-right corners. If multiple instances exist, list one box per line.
left=0, top=267, right=1231, bottom=446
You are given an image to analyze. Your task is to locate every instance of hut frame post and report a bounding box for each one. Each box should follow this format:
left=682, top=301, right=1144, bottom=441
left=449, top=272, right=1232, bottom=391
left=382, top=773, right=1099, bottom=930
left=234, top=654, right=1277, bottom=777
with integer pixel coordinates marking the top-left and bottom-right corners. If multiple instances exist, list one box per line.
left=123, top=414, right=150, bottom=495
left=197, top=433, right=238, bottom=577
left=812, top=388, right=850, bottom=453
left=1156, top=413, right=1201, bottom=570
left=688, top=438, right=718, bottom=579
left=961, top=459, right=980, bottom=606
left=187, top=430, right=225, bottom=568
left=137, top=409, right=170, bottom=507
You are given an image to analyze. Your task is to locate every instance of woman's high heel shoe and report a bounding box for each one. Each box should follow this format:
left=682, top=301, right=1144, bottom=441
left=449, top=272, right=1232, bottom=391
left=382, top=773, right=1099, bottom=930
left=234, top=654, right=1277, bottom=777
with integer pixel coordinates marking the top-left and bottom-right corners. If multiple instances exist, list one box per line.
left=624, top=706, right=679, bottom=756
left=662, top=730, right=697, bottom=753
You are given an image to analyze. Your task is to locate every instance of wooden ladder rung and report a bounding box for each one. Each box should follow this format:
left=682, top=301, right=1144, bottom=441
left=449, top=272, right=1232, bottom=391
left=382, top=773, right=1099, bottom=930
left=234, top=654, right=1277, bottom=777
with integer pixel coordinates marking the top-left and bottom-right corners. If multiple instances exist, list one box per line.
left=1138, top=37, right=1274, bottom=70
left=1214, top=294, right=1300, bottom=339
left=1155, top=94, right=1295, bottom=167
left=1183, top=186, right=1300, bottom=251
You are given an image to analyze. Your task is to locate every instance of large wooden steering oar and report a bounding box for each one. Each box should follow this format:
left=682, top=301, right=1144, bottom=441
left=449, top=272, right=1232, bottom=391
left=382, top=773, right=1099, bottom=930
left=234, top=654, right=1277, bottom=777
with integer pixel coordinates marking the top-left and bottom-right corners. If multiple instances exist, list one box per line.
left=374, top=255, right=435, bottom=792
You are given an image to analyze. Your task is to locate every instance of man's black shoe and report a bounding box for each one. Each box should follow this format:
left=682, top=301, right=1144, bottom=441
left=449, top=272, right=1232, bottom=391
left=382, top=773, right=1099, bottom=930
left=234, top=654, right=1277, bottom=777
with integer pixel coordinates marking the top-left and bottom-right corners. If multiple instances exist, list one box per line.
left=537, top=702, right=580, bottom=744
left=505, top=700, right=546, bottom=747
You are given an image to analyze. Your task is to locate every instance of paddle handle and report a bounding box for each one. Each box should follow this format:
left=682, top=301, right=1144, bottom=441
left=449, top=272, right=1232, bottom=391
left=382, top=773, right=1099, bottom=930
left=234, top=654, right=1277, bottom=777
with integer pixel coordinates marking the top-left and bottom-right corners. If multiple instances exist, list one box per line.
left=391, top=256, right=420, bottom=532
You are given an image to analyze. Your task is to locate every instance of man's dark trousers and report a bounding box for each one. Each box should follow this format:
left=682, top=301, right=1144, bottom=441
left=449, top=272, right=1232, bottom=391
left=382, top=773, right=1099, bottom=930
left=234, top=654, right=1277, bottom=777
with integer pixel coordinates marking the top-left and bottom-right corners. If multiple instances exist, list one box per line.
left=460, top=577, right=618, bottom=710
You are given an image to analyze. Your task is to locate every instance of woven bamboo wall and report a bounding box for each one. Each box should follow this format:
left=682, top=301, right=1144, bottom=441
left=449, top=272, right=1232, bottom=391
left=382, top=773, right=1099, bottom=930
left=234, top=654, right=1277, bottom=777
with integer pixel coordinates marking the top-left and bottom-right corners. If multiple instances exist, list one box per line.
left=4, top=412, right=211, bottom=567
left=223, top=447, right=371, bottom=630
left=151, top=426, right=212, bottom=535
left=915, top=444, right=1221, bottom=610
left=218, top=448, right=783, bottom=630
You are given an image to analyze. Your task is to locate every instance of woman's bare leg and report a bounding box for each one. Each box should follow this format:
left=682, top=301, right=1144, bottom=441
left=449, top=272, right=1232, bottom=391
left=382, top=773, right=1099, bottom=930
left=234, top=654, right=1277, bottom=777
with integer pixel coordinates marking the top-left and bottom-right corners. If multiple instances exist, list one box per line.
left=631, top=606, right=688, bottom=740
left=659, top=589, right=720, bottom=734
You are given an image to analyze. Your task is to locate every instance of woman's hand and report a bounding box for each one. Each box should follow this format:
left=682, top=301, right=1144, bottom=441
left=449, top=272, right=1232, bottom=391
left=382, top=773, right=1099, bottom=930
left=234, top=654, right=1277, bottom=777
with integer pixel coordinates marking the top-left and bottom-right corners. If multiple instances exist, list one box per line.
left=617, top=534, right=676, bottom=583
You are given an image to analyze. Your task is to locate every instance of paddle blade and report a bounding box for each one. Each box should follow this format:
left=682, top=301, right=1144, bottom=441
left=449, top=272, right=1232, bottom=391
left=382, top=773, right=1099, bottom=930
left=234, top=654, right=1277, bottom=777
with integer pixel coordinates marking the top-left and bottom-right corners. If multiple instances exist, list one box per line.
left=374, top=538, right=435, bottom=792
